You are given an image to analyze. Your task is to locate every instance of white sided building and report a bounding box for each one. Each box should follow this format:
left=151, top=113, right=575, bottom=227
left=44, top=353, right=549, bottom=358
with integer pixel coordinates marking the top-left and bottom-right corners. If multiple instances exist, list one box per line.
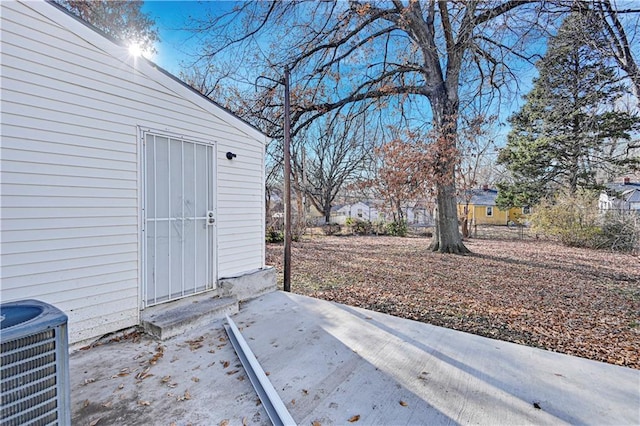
left=1, top=0, right=273, bottom=344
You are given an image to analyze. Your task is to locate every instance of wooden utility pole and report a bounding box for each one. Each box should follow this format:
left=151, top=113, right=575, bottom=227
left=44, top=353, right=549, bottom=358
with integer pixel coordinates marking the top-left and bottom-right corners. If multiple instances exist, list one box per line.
left=283, top=66, right=292, bottom=292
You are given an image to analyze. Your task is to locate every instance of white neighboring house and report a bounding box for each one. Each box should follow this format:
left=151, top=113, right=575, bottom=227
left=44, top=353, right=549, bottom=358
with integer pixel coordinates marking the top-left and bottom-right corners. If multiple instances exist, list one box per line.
left=330, top=200, right=434, bottom=226
left=1, top=1, right=272, bottom=344
left=330, top=201, right=381, bottom=224
left=406, top=201, right=434, bottom=227
left=599, top=178, right=640, bottom=214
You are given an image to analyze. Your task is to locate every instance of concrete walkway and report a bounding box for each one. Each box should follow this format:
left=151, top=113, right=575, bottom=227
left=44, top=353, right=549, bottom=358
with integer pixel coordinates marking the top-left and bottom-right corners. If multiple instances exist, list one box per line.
left=70, top=291, right=640, bottom=425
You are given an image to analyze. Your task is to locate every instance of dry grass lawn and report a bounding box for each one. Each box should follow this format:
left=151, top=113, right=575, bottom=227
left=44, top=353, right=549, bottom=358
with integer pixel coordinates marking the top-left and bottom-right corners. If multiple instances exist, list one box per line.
left=266, top=235, right=640, bottom=369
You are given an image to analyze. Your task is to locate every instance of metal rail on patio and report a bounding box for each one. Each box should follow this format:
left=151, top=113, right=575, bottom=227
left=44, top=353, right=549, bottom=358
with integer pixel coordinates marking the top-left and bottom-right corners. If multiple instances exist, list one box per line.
left=224, top=315, right=296, bottom=426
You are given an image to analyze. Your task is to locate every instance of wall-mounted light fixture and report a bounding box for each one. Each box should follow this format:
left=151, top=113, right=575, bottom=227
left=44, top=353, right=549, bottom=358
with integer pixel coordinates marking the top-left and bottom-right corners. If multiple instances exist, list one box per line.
left=226, top=152, right=237, bottom=160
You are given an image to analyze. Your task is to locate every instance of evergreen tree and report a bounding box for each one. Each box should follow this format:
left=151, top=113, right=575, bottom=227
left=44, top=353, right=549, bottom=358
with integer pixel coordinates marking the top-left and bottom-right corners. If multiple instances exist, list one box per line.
left=497, top=13, right=638, bottom=209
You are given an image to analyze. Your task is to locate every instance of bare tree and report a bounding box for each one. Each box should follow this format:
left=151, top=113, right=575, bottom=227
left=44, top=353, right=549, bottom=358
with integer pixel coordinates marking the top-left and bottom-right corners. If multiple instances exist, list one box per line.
left=457, top=113, right=501, bottom=237
left=188, top=1, right=551, bottom=253
left=179, top=63, right=234, bottom=99
left=295, top=113, right=373, bottom=224
left=55, top=0, right=158, bottom=53
left=570, top=0, right=640, bottom=98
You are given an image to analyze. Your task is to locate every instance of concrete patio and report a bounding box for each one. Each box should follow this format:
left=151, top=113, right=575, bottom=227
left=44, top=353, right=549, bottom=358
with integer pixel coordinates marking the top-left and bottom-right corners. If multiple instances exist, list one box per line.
left=70, top=291, right=640, bottom=425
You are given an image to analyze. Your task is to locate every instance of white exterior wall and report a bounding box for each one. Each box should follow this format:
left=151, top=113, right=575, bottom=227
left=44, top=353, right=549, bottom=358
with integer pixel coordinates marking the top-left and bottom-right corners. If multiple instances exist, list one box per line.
left=599, top=192, right=613, bottom=212
left=331, top=202, right=369, bottom=225
left=599, top=191, right=640, bottom=213
left=0, top=1, right=267, bottom=344
left=331, top=202, right=433, bottom=226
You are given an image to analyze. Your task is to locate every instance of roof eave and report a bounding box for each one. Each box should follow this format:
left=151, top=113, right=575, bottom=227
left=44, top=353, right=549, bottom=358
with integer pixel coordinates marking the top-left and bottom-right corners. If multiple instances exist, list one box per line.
left=38, top=0, right=269, bottom=143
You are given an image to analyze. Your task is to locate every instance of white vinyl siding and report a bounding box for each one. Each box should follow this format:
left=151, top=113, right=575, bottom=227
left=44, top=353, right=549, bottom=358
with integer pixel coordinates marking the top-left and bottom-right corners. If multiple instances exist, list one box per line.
left=1, top=1, right=266, bottom=344
left=216, top=146, right=265, bottom=275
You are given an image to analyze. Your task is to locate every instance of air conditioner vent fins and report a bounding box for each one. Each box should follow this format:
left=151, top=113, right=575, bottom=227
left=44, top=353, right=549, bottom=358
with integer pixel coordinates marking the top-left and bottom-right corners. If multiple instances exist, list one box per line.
left=1, top=300, right=70, bottom=426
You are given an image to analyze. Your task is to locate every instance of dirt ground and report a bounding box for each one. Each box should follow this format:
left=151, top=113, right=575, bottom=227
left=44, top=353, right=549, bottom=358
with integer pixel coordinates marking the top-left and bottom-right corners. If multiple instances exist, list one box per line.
left=266, top=234, right=640, bottom=369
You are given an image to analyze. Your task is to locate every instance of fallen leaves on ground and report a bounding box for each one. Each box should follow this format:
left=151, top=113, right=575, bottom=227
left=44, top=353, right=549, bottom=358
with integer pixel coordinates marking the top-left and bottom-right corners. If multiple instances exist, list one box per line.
left=135, top=367, right=153, bottom=381
left=113, top=368, right=130, bottom=378
left=149, top=344, right=164, bottom=365
left=161, top=375, right=178, bottom=389
left=186, top=336, right=205, bottom=351
left=348, top=414, right=361, bottom=422
left=267, top=236, right=640, bottom=369
left=177, top=390, right=191, bottom=401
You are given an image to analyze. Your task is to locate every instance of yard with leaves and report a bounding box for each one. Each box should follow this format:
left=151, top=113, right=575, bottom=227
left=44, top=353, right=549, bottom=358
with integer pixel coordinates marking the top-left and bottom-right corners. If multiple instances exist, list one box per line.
left=266, top=235, right=640, bottom=369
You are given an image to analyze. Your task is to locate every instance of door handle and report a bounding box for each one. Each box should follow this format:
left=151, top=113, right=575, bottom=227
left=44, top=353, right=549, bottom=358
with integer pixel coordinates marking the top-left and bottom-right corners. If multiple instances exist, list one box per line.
left=207, top=211, right=215, bottom=225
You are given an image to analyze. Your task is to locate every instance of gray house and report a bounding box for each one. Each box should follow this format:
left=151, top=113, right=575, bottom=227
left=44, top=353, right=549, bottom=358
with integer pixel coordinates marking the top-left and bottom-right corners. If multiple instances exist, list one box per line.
left=599, top=178, right=640, bottom=213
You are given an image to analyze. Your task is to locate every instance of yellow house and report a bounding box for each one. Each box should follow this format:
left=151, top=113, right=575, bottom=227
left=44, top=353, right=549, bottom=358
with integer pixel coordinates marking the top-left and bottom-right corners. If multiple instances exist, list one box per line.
left=458, top=187, right=530, bottom=226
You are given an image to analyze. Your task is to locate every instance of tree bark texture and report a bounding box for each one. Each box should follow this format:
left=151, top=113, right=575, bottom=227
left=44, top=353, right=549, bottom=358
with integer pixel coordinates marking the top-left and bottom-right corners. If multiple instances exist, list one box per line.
left=428, top=89, right=469, bottom=253
left=431, top=181, right=470, bottom=253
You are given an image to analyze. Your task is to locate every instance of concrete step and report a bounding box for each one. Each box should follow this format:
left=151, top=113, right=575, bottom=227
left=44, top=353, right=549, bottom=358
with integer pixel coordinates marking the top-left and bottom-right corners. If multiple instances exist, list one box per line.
left=141, top=293, right=238, bottom=340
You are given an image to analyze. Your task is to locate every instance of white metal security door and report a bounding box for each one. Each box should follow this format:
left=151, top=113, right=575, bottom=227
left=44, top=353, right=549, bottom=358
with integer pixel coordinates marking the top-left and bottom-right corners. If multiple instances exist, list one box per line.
left=143, top=132, right=215, bottom=306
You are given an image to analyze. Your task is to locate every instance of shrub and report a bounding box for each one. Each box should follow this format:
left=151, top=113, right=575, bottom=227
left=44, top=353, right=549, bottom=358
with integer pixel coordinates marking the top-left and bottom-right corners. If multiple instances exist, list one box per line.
left=530, top=189, right=639, bottom=252
left=352, top=219, right=373, bottom=235
left=322, top=223, right=341, bottom=236
left=372, top=220, right=388, bottom=235
left=530, top=190, right=602, bottom=248
left=344, top=217, right=372, bottom=235
left=597, top=211, right=639, bottom=252
left=385, top=220, right=408, bottom=237
left=265, top=227, right=284, bottom=243
left=291, top=220, right=306, bottom=242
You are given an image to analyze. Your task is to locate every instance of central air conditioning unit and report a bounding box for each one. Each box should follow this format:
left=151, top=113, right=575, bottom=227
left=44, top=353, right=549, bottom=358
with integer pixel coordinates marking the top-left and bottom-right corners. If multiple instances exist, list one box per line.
left=1, top=300, right=70, bottom=426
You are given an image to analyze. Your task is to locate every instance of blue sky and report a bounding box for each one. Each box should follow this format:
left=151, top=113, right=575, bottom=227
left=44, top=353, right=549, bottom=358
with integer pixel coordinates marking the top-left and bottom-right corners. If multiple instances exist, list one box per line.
left=140, top=1, right=639, bottom=150
left=140, top=1, right=544, bottom=147
left=142, top=1, right=234, bottom=74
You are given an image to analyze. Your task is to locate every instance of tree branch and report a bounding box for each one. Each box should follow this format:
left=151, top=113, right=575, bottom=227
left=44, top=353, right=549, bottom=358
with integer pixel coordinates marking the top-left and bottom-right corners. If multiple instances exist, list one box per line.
left=474, top=0, right=535, bottom=26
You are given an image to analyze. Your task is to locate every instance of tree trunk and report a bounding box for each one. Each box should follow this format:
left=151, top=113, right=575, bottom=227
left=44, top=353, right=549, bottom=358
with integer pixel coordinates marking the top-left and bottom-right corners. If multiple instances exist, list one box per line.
left=626, top=60, right=640, bottom=100
left=429, top=97, right=470, bottom=254
left=296, top=188, right=305, bottom=228
left=430, top=181, right=470, bottom=253
left=324, top=200, right=331, bottom=224
left=394, top=199, right=404, bottom=223
left=265, top=187, right=272, bottom=227
left=461, top=217, right=469, bottom=238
